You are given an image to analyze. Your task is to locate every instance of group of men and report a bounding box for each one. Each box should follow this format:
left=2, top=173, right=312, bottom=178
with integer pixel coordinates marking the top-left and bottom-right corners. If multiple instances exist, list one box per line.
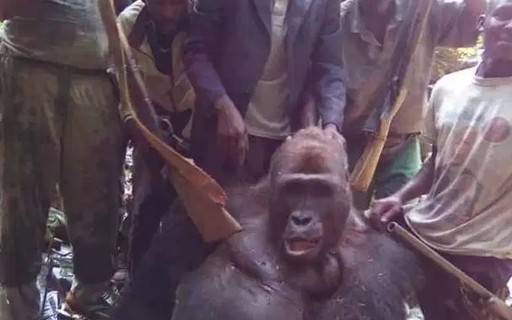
left=1, top=0, right=512, bottom=319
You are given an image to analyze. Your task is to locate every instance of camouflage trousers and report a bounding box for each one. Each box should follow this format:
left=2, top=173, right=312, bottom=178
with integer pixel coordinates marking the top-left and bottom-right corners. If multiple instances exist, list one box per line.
left=0, top=53, right=124, bottom=287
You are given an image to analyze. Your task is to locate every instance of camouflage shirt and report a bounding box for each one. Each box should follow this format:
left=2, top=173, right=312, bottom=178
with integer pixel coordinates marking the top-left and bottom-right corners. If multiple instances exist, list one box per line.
left=0, top=0, right=109, bottom=70
left=340, top=0, right=479, bottom=135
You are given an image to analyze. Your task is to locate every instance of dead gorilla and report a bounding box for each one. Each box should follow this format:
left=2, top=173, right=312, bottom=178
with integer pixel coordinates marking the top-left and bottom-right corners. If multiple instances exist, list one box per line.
left=168, top=128, right=423, bottom=320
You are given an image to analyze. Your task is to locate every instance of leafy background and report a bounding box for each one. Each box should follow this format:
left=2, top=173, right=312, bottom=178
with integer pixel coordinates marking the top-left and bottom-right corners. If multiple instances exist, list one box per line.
left=431, top=37, right=483, bottom=82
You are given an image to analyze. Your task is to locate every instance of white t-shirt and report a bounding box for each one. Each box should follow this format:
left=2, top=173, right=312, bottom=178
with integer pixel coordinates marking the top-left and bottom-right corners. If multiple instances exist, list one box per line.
left=244, top=0, right=291, bottom=140
left=406, top=66, right=512, bottom=259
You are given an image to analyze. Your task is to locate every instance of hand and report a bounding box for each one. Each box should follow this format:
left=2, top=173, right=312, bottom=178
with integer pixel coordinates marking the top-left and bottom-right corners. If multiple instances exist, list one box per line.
left=324, top=123, right=341, bottom=139
left=324, top=123, right=339, bottom=133
left=367, top=195, right=404, bottom=231
left=215, top=95, right=249, bottom=167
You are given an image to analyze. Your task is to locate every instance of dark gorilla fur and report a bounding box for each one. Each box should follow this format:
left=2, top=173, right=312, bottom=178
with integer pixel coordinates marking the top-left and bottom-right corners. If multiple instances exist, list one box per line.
left=115, top=128, right=423, bottom=320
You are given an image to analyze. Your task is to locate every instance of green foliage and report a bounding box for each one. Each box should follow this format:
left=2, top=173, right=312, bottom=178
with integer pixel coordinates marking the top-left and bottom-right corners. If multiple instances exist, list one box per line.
left=431, top=36, right=483, bottom=82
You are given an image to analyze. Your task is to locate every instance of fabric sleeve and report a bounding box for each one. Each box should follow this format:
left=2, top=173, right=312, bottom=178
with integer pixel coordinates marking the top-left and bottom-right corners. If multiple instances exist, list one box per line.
left=435, top=0, right=481, bottom=48
left=309, top=0, right=346, bottom=130
left=183, top=0, right=227, bottom=108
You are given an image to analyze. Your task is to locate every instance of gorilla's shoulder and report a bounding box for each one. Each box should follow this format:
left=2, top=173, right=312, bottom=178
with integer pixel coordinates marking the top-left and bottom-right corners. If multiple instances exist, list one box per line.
left=316, top=225, right=424, bottom=320
left=340, top=225, right=420, bottom=274
left=224, top=180, right=270, bottom=221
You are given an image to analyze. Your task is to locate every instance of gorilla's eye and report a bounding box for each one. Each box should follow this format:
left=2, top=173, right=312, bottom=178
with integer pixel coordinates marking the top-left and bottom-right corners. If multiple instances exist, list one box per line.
left=283, top=180, right=334, bottom=198
left=284, top=181, right=304, bottom=197
left=310, top=182, right=334, bottom=197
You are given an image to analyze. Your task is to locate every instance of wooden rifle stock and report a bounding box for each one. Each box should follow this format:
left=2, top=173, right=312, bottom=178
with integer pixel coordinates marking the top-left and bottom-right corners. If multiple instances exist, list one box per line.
left=387, top=222, right=512, bottom=320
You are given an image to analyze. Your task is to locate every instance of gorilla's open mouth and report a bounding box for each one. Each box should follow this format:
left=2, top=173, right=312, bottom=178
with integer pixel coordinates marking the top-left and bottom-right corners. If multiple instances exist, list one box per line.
left=284, top=237, right=321, bottom=256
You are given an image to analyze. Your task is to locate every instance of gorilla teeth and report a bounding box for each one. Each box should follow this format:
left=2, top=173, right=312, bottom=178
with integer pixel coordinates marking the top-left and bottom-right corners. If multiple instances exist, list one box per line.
left=285, top=238, right=320, bottom=255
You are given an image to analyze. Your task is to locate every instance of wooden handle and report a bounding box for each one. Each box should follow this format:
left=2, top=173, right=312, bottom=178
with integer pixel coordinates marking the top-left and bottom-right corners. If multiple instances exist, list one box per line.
left=349, top=136, right=386, bottom=191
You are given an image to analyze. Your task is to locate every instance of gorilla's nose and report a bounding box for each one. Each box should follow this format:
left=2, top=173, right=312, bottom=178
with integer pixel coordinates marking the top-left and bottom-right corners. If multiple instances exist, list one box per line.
left=291, top=211, right=313, bottom=227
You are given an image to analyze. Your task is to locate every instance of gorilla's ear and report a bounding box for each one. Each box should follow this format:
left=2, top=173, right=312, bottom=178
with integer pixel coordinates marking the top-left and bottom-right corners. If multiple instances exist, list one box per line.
left=477, top=14, right=486, bottom=33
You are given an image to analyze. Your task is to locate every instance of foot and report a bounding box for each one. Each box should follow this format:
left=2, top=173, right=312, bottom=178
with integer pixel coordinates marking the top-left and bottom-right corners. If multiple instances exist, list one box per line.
left=58, top=282, right=120, bottom=320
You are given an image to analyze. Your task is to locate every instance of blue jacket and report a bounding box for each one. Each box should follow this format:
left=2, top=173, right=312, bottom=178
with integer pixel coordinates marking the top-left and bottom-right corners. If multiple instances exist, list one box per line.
left=184, top=0, right=346, bottom=141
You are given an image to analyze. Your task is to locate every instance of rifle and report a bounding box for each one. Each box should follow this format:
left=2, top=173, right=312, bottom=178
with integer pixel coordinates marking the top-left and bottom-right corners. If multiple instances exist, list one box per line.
left=98, top=0, right=242, bottom=242
left=350, top=0, right=433, bottom=192
left=387, top=222, right=512, bottom=320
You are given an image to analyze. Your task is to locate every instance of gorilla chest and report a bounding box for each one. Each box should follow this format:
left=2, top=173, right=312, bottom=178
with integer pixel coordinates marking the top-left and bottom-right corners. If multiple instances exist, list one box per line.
left=173, top=254, right=309, bottom=320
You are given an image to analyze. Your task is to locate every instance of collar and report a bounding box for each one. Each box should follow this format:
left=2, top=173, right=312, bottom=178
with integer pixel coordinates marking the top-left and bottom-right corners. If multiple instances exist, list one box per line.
left=348, top=0, right=406, bottom=36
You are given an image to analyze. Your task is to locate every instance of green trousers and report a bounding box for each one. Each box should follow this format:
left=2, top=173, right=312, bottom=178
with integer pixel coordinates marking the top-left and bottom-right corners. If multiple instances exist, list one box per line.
left=0, top=53, right=124, bottom=287
left=348, top=135, right=422, bottom=211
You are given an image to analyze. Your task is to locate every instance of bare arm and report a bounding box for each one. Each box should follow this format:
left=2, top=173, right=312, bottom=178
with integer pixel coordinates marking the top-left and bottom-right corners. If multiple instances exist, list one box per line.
left=0, top=0, right=42, bottom=20
left=368, top=146, right=437, bottom=226
left=394, top=73, right=441, bottom=203
left=183, top=0, right=227, bottom=110
left=395, top=146, right=437, bottom=203
left=436, top=0, right=486, bottom=47
left=464, top=0, right=487, bottom=18
left=459, top=0, right=487, bottom=35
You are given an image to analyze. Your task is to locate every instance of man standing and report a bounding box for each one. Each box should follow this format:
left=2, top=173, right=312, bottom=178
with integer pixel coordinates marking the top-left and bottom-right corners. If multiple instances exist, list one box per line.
left=117, top=0, right=194, bottom=275
left=0, top=1, right=124, bottom=319
left=184, top=0, right=345, bottom=183
left=341, top=0, right=485, bottom=210
left=370, top=0, right=512, bottom=318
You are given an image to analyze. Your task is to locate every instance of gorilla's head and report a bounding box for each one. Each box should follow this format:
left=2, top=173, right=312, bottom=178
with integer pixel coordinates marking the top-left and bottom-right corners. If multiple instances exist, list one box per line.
left=268, top=127, right=351, bottom=265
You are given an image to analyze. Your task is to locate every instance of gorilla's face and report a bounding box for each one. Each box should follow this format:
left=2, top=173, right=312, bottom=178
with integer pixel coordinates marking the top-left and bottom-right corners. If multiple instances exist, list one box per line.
left=268, top=128, right=351, bottom=265
left=275, top=174, right=341, bottom=263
